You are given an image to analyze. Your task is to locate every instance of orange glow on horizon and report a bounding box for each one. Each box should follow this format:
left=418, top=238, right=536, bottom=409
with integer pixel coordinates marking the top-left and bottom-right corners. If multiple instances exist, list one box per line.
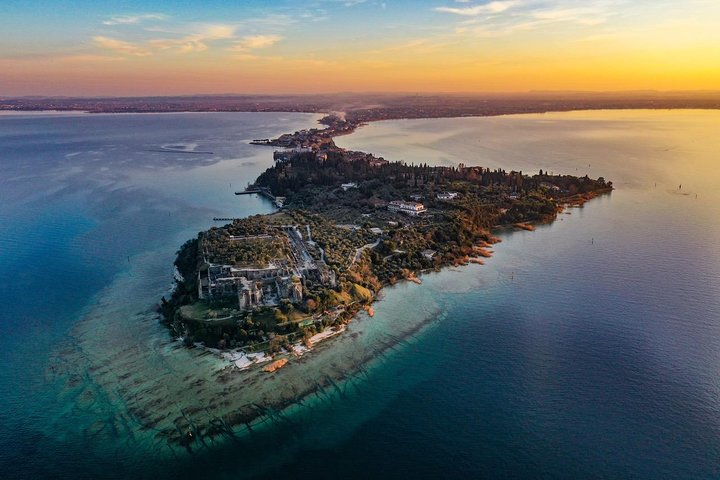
left=1, top=1, right=719, bottom=96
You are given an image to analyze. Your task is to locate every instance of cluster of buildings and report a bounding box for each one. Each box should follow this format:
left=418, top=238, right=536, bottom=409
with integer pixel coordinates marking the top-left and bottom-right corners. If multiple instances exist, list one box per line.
left=273, top=146, right=313, bottom=163
left=273, top=145, right=390, bottom=170
left=198, top=227, right=335, bottom=312
left=436, top=191, right=459, bottom=200
left=386, top=192, right=459, bottom=216
left=388, top=200, right=426, bottom=216
left=198, top=263, right=303, bottom=311
left=342, top=150, right=389, bottom=167
left=270, top=128, right=334, bottom=150
left=539, top=181, right=561, bottom=192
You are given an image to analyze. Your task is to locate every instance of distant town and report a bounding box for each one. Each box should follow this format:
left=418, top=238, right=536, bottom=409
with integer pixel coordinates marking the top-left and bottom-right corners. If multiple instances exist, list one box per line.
left=2, top=91, right=720, bottom=123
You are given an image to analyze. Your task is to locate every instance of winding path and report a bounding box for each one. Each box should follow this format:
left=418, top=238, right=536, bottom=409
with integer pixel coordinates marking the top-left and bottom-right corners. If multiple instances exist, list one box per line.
left=351, top=239, right=380, bottom=265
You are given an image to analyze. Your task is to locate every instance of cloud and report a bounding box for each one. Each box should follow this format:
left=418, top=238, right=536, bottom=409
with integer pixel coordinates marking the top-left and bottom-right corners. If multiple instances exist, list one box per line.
left=436, top=0, right=625, bottom=39
left=92, top=14, right=288, bottom=58
left=93, top=36, right=151, bottom=56
left=230, top=34, right=283, bottom=52
left=531, top=7, right=608, bottom=25
left=152, top=40, right=208, bottom=53
left=193, top=24, right=237, bottom=40
left=149, top=23, right=237, bottom=54
left=243, top=14, right=297, bottom=28
left=300, top=9, right=330, bottom=22
left=102, top=14, right=166, bottom=26
left=318, top=0, right=372, bottom=6
left=435, top=1, right=519, bottom=16
left=94, top=11, right=296, bottom=57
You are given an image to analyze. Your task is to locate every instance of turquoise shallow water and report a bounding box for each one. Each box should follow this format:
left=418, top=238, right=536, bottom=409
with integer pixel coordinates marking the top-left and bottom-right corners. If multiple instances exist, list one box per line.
left=1, top=110, right=719, bottom=479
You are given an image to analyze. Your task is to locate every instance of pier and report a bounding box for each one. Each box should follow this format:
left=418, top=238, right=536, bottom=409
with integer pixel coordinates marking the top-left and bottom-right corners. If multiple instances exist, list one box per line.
left=234, top=186, right=276, bottom=201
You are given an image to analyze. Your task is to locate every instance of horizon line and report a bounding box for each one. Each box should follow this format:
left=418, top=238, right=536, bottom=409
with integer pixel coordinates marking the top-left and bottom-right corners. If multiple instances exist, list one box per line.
left=4, top=89, right=720, bottom=100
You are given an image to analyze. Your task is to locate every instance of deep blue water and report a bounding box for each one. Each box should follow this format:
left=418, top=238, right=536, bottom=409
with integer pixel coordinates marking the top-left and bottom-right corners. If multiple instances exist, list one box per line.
left=1, top=111, right=719, bottom=479
left=0, top=112, right=318, bottom=478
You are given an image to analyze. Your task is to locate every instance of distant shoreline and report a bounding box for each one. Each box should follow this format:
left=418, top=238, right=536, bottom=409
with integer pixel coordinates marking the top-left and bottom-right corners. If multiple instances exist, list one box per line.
left=4, top=106, right=720, bottom=131
left=3, top=92, right=719, bottom=122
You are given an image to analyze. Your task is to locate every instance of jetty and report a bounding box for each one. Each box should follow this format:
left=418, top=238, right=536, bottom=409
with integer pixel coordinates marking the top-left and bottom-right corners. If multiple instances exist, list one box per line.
left=235, top=186, right=276, bottom=201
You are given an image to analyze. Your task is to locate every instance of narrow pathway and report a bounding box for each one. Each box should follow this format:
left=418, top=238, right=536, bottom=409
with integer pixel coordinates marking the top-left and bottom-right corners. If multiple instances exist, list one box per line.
left=351, top=239, right=380, bottom=265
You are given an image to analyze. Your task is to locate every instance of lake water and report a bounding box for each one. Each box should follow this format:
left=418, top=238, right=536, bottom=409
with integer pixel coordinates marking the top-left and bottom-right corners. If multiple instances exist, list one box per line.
left=1, top=110, right=719, bottom=479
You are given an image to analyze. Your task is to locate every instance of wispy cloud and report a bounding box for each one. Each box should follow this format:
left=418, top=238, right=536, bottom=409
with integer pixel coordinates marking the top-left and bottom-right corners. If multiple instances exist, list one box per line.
left=242, top=14, right=297, bottom=28
left=92, top=36, right=151, bottom=56
left=530, top=6, right=609, bottom=26
left=148, top=24, right=237, bottom=54
left=300, top=8, right=330, bottom=22
left=435, top=1, right=520, bottom=16
left=102, top=14, right=166, bottom=26
left=434, top=0, right=626, bottom=39
left=229, top=34, right=284, bottom=52
left=94, top=15, right=288, bottom=58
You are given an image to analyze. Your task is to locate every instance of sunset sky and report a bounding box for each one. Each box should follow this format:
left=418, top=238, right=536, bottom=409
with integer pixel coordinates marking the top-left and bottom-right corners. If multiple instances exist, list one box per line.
left=2, top=0, right=719, bottom=96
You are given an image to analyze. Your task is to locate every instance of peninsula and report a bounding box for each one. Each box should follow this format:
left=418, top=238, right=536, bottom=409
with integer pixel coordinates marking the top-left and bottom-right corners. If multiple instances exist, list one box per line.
left=161, top=115, right=612, bottom=358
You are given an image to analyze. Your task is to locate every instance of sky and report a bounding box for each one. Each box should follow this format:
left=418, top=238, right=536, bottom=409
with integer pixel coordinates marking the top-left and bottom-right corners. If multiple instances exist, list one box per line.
left=1, top=0, right=719, bottom=96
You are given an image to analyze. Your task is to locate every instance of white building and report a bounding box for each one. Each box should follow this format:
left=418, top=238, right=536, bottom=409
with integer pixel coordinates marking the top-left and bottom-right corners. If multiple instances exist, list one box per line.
left=341, top=182, right=358, bottom=191
left=388, top=200, right=426, bottom=216
left=421, top=249, right=437, bottom=260
left=540, top=182, right=560, bottom=192
left=436, top=191, right=459, bottom=200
